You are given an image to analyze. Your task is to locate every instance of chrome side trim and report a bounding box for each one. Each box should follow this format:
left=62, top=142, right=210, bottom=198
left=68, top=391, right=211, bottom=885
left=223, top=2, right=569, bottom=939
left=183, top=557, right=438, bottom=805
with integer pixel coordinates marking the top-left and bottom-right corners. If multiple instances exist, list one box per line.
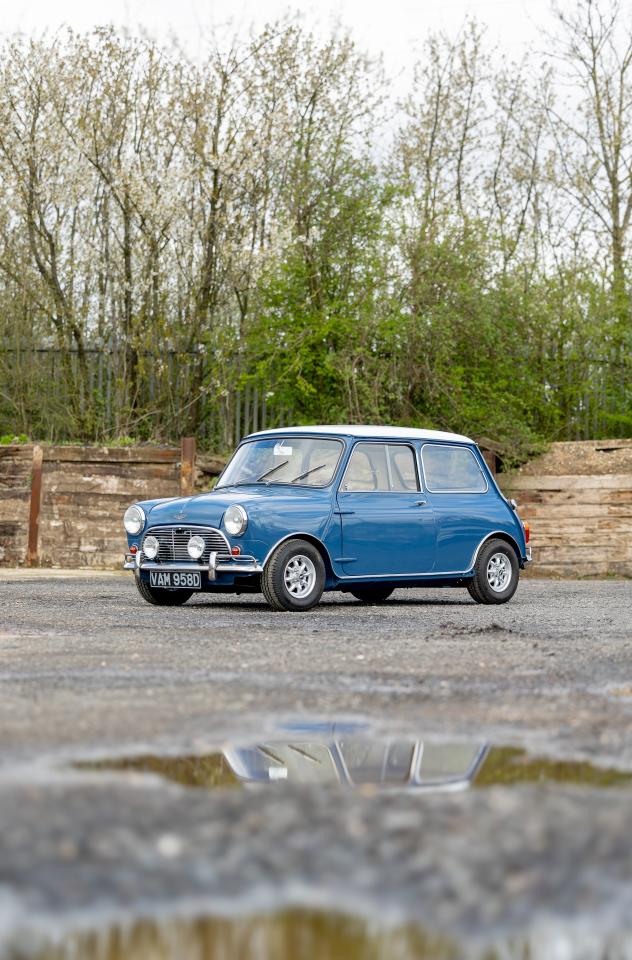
left=419, top=442, right=489, bottom=495
left=338, top=570, right=465, bottom=580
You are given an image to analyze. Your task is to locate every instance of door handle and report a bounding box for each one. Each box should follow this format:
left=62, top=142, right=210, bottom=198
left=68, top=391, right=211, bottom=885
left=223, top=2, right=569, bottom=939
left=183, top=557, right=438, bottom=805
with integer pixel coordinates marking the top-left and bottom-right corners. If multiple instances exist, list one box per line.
left=415, top=500, right=427, bottom=506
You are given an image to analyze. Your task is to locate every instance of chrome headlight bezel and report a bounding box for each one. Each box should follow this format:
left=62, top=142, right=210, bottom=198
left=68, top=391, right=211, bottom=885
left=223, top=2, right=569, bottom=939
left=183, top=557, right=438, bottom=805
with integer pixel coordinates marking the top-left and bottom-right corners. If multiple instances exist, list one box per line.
left=124, top=505, right=146, bottom=536
left=224, top=504, right=248, bottom=537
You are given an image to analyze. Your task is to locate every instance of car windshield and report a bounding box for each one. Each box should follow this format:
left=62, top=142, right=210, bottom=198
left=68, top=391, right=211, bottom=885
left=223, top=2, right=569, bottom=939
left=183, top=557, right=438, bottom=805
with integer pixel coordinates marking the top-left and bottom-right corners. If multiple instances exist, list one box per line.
left=217, top=437, right=343, bottom=489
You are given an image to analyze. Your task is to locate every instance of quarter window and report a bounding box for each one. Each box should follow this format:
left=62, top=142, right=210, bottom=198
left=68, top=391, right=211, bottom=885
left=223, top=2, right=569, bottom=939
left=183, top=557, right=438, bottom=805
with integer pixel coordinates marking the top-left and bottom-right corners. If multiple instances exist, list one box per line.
left=421, top=444, right=487, bottom=493
left=342, top=443, right=419, bottom=492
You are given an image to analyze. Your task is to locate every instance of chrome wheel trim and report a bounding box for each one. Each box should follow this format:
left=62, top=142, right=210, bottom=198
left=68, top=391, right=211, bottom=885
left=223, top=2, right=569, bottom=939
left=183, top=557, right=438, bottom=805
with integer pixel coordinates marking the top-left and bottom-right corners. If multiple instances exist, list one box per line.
left=486, top=552, right=512, bottom=592
left=283, top=554, right=317, bottom=599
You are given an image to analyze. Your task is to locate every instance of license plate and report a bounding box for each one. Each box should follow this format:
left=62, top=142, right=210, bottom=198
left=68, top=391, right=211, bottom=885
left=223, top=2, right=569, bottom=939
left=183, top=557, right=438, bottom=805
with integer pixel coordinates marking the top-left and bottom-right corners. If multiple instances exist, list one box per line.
left=150, top=570, right=202, bottom=590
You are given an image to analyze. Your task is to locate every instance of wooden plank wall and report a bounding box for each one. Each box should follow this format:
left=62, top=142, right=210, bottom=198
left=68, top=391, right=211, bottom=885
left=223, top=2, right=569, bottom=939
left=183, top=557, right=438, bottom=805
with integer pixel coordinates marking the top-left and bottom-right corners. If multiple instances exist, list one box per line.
left=0, top=445, right=181, bottom=569
left=2, top=439, right=631, bottom=575
left=0, top=446, right=32, bottom=565
left=39, top=446, right=182, bottom=568
left=502, top=442, right=632, bottom=577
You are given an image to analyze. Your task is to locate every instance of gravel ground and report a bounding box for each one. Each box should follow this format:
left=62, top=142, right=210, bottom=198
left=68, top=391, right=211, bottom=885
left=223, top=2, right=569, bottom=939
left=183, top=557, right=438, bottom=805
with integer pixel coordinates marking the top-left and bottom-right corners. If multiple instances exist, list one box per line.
left=0, top=575, right=631, bottom=957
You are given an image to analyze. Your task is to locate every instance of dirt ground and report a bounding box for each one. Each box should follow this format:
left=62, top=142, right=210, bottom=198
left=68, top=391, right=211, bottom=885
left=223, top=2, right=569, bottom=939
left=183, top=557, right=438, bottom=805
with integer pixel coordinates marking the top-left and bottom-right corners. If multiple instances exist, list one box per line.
left=507, top=438, right=632, bottom=476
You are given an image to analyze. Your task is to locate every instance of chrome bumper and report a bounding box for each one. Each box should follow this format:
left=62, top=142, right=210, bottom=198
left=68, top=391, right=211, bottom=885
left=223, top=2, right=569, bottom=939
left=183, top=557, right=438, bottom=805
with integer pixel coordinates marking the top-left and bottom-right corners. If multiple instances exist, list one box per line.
left=524, top=546, right=532, bottom=564
left=123, top=551, right=262, bottom=578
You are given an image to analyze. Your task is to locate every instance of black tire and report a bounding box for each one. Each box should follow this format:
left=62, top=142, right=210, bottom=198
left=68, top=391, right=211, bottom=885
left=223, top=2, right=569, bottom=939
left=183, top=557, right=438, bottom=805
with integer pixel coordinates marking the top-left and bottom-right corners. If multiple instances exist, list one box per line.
left=261, top=538, right=326, bottom=612
left=349, top=585, right=395, bottom=604
left=467, top=538, right=519, bottom=605
left=134, top=574, right=193, bottom=606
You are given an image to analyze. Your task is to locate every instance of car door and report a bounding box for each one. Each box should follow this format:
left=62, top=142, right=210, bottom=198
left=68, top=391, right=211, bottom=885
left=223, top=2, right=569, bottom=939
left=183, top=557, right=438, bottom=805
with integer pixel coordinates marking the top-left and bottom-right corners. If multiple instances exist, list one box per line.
left=336, top=442, right=436, bottom=577
left=420, top=442, right=496, bottom=573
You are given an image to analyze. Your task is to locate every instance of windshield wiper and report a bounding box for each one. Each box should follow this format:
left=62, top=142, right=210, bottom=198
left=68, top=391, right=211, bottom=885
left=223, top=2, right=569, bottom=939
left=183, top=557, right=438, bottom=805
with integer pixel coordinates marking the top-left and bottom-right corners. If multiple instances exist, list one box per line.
left=216, top=481, right=257, bottom=488
left=256, top=459, right=290, bottom=483
left=290, top=463, right=328, bottom=484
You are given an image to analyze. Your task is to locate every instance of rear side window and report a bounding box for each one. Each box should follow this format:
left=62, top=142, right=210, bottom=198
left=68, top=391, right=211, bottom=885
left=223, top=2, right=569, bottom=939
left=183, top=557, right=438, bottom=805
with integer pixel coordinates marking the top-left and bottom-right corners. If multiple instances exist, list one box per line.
left=342, top=443, right=419, bottom=492
left=421, top=444, right=487, bottom=493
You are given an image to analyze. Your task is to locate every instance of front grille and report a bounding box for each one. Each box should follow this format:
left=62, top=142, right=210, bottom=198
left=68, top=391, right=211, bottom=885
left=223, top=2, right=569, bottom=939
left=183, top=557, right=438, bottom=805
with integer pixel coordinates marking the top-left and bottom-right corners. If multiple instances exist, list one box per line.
left=143, top=525, right=230, bottom=564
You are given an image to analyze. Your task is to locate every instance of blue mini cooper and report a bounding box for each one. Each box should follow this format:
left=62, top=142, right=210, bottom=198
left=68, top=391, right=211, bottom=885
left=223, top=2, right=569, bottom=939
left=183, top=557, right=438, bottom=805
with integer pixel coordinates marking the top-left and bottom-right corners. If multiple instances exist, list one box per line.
left=123, top=425, right=531, bottom=612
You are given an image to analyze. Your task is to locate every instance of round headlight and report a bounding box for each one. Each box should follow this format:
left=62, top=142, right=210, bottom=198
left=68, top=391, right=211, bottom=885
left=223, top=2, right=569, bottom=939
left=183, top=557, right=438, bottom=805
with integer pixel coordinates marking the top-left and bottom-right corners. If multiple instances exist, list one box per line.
left=143, top=535, right=159, bottom=560
left=224, top=504, right=248, bottom=536
left=187, top=535, right=206, bottom=560
left=124, top=505, right=146, bottom=535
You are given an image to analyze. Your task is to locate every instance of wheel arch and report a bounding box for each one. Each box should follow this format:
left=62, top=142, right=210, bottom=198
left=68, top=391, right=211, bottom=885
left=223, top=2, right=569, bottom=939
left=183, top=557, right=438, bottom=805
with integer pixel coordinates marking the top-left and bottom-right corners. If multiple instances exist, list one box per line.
left=263, top=532, right=335, bottom=580
left=473, top=531, right=523, bottom=569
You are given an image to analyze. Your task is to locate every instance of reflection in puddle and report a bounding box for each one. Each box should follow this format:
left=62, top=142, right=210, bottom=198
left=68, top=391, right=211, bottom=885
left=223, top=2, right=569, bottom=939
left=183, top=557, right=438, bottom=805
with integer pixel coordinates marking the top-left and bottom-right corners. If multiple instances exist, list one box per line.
left=14, top=911, right=458, bottom=960
left=59, top=731, right=632, bottom=960
left=79, top=731, right=632, bottom=793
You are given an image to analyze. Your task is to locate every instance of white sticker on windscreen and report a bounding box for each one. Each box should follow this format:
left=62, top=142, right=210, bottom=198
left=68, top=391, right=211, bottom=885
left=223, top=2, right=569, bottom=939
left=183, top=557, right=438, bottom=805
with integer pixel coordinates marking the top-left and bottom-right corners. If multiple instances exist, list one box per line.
left=274, top=443, right=293, bottom=456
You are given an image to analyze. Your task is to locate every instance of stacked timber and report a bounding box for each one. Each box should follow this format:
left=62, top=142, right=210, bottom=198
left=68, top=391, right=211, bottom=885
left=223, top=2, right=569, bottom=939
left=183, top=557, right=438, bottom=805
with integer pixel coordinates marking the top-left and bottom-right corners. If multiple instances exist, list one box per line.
left=38, top=446, right=181, bottom=568
left=501, top=440, right=632, bottom=578
left=0, top=446, right=32, bottom=564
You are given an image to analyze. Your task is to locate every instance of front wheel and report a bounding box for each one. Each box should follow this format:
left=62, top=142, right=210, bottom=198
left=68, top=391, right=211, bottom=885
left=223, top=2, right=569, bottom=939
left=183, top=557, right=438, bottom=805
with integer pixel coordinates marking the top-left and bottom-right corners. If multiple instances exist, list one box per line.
left=262, top=539, right=325, bottom=612
left=135, top=574, right=193, bottom=606
left=467, top=539, right=519, bottom=605
left=349, top=585, right=395, bottom=604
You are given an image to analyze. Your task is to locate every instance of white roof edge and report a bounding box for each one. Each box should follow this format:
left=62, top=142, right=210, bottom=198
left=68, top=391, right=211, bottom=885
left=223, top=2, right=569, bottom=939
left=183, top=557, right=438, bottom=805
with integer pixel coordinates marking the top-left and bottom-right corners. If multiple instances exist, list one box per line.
left=245, top=424, right=474, bottom=444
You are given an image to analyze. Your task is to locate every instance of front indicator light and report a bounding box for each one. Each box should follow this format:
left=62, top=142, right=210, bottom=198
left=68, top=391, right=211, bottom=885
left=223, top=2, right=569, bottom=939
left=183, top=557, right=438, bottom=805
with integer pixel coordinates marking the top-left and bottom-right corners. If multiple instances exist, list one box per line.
left=187, top=535, right=205, bottom=560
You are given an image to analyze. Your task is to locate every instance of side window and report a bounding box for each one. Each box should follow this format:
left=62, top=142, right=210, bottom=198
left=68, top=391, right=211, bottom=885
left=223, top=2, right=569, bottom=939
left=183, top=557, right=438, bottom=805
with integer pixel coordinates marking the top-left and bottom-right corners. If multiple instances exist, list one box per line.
left=421, top=444, right=487, bottom=493
left=343, top=444, right=388, bottom=491
left=342, top=443, right=419, bottom=492
left=388, top=445, right=418, bottom=491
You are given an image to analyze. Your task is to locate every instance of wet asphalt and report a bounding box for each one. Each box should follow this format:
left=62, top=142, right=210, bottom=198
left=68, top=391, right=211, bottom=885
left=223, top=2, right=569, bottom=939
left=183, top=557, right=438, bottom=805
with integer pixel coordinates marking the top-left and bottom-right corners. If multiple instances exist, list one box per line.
left=1, top=575, right=632, bottom=957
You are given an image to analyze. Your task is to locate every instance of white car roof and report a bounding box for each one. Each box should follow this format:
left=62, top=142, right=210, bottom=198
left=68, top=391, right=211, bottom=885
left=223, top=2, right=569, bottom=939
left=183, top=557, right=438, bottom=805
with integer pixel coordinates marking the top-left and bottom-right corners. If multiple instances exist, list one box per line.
left=245, top=424, right=474, bottom=444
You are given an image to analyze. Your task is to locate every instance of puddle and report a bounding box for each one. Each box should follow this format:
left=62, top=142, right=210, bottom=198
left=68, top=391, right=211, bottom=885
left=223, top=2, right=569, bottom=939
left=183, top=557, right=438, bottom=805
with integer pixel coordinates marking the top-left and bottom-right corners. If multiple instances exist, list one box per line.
left=8, top=910, right=458, bottom=960
left=15, top=908, right=632, bottom=960
left=77, top=729, right=632, bottom=793
left=15, top=728, right=631, bottom=960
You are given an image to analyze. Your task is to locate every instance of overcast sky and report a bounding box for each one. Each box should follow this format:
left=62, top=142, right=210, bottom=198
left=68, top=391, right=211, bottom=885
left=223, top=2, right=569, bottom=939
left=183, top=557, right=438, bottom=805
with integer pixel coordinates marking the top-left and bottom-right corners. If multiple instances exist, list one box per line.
left=1, top=0, right=557, bottom=82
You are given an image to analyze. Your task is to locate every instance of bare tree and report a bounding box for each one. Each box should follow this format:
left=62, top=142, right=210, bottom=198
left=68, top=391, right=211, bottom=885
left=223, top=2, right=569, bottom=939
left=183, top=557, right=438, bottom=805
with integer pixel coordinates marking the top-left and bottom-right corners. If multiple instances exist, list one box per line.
left=547, top=0, right=632, bottom=326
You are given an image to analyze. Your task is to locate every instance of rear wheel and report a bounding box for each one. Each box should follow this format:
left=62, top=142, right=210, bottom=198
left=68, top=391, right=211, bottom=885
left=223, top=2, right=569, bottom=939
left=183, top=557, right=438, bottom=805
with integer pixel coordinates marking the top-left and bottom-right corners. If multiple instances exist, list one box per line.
left=467, top=539, right=519, bottom=605
left=135, top=574, right=193, bottom=606
left=349, top=585, right=395, bottom=604
left=262, top=539, right=325, bottom=612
